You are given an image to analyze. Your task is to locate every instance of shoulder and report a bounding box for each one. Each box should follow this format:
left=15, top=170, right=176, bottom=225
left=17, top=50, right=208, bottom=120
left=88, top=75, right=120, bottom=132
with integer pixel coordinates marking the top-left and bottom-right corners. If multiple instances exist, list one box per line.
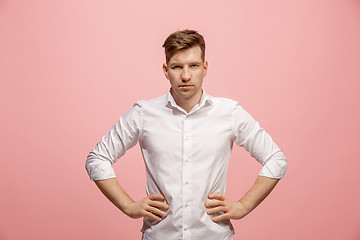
left=207, top=95, right=251, bottom=121
left=209, top=95, right=240, bottom=110
left=134, top=93, right=167, bottom=108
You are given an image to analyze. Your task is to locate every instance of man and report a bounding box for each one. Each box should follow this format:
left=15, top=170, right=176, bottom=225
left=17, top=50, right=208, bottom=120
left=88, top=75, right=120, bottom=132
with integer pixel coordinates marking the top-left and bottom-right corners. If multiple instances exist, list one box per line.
left=86, top=29, right=287, bottom=240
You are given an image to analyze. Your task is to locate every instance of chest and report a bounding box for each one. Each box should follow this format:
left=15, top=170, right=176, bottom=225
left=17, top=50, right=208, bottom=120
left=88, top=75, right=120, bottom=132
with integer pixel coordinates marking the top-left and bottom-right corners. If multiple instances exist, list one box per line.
left=139, top=106, right=234, bottom=156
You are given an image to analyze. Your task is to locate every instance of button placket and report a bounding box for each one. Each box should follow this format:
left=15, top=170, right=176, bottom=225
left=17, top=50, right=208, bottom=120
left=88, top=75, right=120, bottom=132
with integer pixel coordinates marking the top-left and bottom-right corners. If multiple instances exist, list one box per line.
left=182, top=116, right=192, bottom=239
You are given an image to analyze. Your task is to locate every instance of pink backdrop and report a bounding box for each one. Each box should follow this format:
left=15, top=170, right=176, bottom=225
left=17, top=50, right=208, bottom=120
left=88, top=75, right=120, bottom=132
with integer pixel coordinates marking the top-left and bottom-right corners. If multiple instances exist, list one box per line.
left=1, top=0, right=360, bottom=239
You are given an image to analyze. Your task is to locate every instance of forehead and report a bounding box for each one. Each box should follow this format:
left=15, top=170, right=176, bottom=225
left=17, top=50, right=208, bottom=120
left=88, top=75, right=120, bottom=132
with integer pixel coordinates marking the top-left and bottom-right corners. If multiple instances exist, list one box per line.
left=168, top=46, right=203, bottom=64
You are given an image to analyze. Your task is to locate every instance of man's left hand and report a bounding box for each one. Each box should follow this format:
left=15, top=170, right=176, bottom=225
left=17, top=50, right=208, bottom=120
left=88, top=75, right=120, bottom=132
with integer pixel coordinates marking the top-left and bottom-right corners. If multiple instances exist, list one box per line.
left=204, top=193, right=250, bottom=221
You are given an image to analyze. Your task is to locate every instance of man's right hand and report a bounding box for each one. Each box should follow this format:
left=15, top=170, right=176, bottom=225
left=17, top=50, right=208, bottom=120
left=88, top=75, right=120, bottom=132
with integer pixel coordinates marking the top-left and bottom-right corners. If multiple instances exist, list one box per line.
left=124, top=194, right=169, bottom=221
left=94, top=178, right=169, bottom=221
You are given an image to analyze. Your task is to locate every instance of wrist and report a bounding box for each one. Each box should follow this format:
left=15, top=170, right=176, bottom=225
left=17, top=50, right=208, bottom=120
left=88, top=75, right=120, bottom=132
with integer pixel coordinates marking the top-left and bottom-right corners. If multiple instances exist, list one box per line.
left=238, top=199, right=253, bottom=216
left=119, top=199, right=135, bottom=216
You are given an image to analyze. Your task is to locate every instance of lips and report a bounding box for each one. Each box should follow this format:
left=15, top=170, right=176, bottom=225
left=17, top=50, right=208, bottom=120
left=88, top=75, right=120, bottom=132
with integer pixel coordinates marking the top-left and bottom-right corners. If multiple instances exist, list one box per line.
left=179, top=84, right=193, bottom=88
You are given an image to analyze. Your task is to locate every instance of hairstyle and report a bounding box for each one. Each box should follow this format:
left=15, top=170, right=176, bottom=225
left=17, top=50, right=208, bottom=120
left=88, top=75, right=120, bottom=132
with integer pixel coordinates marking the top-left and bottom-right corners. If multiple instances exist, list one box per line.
left=162, top=29, right=206, bottom=63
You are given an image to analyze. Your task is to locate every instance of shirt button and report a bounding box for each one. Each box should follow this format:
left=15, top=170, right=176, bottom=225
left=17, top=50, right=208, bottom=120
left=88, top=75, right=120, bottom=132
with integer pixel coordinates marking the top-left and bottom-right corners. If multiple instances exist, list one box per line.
left=185, top=202, right=189, bottom=207
left=184, top=227, right=188, bottom=231
left=185, top=159, right=189, bottom=163
left=185, top=180, right=189, bottom=184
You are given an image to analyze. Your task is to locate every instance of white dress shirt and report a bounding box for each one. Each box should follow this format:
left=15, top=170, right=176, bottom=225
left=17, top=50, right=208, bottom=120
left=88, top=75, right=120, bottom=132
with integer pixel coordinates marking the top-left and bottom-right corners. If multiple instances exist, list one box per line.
left=86, top=90, right=287, bottom=240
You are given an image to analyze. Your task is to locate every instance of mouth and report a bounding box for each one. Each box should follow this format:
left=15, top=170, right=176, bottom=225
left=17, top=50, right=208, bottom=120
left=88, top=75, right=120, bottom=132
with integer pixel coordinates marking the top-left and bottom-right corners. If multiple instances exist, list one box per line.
left=179, top=84, right=193, bottom=88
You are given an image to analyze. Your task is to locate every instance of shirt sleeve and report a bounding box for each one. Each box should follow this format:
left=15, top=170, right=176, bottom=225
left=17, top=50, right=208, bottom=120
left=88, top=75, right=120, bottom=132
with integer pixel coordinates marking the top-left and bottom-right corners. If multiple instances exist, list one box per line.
left=85, top=103, right=142, bottom=180
left=232, top=104, right=287, bottom=179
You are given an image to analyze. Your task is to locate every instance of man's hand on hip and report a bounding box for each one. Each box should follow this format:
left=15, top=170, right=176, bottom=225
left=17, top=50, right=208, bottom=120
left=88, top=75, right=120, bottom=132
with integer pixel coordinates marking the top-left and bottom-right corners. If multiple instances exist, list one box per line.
left=125, top=194, right=169, bottom=222
left=204, top=193, right=250, bottom=221
left=204, top=176, right=280, bottom=222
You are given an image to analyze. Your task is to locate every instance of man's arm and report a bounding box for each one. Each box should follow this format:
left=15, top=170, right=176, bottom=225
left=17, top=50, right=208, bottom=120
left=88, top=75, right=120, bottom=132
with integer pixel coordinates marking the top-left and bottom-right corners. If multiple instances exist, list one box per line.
left=94, top=178, right=169, bottom=221
left=86, top=105, right=168, bottom=221
left=205, top=176, right=279, bottom=221
left=207, top=104, right=287, bottom=221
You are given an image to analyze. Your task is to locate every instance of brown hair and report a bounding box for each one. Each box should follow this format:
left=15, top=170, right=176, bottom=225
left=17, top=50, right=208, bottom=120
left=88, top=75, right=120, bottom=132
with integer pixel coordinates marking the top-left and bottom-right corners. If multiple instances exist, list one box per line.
left=162, top=29, right=206, bottom=63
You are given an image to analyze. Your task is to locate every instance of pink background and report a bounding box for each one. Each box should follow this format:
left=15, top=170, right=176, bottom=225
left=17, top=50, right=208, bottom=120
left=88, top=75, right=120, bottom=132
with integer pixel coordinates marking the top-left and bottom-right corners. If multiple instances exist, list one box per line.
left=1, top=0, right=360, bottom=239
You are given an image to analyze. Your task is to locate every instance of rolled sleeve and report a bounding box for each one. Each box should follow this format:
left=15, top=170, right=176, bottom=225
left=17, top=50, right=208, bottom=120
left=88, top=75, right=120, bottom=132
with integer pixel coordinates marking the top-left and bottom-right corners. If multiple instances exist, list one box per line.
left=85, top=103, right=142, bottom=180
left=232, top=105, right=287, bottom=179
left=258, top=151, right=287, bottom=179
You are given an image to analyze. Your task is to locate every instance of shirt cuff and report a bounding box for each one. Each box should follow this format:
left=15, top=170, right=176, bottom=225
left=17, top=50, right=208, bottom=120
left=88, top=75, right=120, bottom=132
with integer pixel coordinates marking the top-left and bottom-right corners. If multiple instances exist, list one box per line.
left=85, top=160, right=116, bottom=180
left=258, top=151, right=288, bottom=179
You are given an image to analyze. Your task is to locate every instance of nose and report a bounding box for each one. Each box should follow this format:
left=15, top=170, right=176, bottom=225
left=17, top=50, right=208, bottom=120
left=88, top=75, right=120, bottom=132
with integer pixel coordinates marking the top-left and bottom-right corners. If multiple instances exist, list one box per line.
left=181, top=67, right=191, bottom=82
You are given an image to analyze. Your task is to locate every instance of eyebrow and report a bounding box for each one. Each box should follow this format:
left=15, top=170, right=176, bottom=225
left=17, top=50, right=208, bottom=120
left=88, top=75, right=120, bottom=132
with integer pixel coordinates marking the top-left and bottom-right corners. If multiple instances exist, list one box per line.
left=190, top=61, right=202, bottom=65
left=170, top=61, right=202, bottom=67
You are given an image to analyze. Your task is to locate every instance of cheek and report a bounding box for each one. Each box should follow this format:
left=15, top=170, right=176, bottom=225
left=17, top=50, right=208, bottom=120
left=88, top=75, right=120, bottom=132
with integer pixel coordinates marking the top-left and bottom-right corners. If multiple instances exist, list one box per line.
left=168, top=75, right=177, bottom=85
left=194, top=72, right=205, bottom=81
left=168, top=72, right=178, bottom=81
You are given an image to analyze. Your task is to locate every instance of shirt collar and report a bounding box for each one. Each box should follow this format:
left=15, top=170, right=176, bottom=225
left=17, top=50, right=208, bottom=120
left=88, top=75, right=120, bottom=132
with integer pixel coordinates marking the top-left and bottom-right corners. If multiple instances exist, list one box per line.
left=165, top=88, right=213, bottom=112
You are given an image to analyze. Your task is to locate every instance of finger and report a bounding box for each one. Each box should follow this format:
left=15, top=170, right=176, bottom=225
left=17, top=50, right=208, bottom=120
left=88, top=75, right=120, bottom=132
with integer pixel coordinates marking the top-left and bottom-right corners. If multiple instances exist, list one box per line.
left=204, top=200, right=224, bottom=208
left=148, top=194, right=166, bottom=201
left=208, top=193, right=225, bottom=201
left=149, top=199, right=169, bottom=210
left=206, top=206, right=227, bottom=215
left=146, top=205, right=168, bottom=218
left=212, top=212, right=230, bottom=222
left=144, top=210, right=163, bottom=221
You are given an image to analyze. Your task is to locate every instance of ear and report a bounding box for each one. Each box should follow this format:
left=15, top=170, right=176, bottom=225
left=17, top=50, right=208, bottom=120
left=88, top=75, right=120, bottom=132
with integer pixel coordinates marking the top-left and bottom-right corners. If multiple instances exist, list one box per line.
left=203, top=60, right=208, bottom=77
left=162, top=63, right=169, bottom=79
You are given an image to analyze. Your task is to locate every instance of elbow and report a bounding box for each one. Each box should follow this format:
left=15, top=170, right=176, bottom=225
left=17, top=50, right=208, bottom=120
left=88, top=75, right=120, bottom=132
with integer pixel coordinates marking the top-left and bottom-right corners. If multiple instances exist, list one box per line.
left=278, top=158, right=288, bottom=178
left=84, top=152, right=117, bottom=181
left=260, top=152, right=288, bottom=179
left=85, top=153, right=94, bottom=180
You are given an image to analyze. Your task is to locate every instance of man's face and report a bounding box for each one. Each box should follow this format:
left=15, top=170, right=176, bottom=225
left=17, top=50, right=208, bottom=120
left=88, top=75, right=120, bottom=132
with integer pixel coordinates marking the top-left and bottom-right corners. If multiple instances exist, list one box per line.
left=163, top=46, right=208, bottom=104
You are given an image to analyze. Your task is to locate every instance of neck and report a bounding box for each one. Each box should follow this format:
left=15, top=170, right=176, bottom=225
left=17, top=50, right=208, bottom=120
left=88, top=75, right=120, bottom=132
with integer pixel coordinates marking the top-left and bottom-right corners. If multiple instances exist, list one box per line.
left=170, top=89, right=203, bottom=113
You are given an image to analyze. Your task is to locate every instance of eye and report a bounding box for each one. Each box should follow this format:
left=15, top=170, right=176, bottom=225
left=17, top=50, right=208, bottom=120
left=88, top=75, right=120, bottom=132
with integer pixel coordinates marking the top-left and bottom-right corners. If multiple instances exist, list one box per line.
left=191, top=64, right=199, bottom=67
left=172, top=65, right=182, bottom=69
